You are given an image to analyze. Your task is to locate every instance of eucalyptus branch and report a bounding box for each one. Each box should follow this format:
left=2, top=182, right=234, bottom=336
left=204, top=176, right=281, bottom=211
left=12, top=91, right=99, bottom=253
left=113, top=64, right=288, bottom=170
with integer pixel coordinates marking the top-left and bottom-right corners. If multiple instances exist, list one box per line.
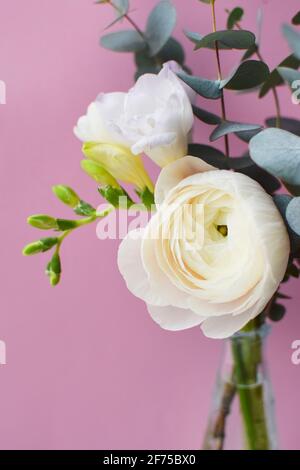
left=108, top=0, right=146, bottom=40
left=211, top=0, right=230, bottom=158
left=227, top=13, right=282, bottom=129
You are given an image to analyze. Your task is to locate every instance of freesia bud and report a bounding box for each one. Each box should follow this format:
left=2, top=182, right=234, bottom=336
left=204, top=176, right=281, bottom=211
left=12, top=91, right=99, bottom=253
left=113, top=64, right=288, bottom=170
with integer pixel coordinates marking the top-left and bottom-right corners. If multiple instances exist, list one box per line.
left=23, top=237, right=58, bottom=256
left=99, top=186, right=133, bottom=209
left=52, top=185, right=80, bottom=208
left=46, top=253, right=61, bottom=286
left=82, top=142, right=154, bottom=192
left=80, top=159, right=120, bottom=188
left=27, top=215, right=58, bottom=230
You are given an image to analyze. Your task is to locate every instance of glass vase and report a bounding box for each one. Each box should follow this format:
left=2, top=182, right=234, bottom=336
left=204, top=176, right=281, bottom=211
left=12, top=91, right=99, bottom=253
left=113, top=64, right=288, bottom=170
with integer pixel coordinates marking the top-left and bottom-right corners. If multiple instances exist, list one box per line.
left=202, top=323, right=277, bottom=450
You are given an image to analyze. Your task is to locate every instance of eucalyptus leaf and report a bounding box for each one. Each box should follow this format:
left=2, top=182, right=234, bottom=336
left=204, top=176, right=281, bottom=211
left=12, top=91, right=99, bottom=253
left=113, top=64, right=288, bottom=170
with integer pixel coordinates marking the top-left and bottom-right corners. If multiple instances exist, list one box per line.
left=221, top=60, right=270, bottom=90
left=273, top=194, right=300, bottom=253
left=286, top=197, right=300, bottom=236
left=265, top=117, right=300, bottom=137
left=100, top=30, right=146, bottom=52
left=284, top=183, right=300, bottom=197
left=242, top=43, right=258, bottom=60
left=184, top=30, right=230, bottom=50
left=105, top=0, right=129, bottom=27
left=229, top=156, right=252, bottom=170
left=249, top=128, right=300, bottom=186
left=135, top=66, right=159, bottom=80
left=112, top=0, right=129, bottom=16
left=269, top=303, right=286, bottom=322
left=259, top=54, right=300, bottom=98
left=192, top=105, right=221, bottom=125
left=187, top=144, right=228, bottom=169
left=210, top=121, right=261, bottom=142
left=235, top=128, right=262, bottom=143
left=277, top=66, right=300, bottom=88
left=194, top=30, right=255, bottom=50
left=177, top=72, right=221, bottom=100
left=292, top=11, right=300, bottom=25
left=158, top=37, right=185, bottom=64
left=145, top=0, right=177, bottom=56
left=282, top=24, right=300, bottom=59
left=227, top=7, right=244, bottom=30
left=236, top=163, right=281, bottom=194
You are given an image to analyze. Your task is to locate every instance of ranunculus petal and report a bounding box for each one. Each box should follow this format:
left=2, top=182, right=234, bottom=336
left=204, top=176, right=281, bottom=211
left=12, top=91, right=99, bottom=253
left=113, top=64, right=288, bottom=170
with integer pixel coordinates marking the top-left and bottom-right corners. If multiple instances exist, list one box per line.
left=118, top=229, right=189, bottom=307
left=200, top=309, right=254, bottom=339
left=155, top=156, right=216, bottom=204
left=147, top=304, right=206, bottom=331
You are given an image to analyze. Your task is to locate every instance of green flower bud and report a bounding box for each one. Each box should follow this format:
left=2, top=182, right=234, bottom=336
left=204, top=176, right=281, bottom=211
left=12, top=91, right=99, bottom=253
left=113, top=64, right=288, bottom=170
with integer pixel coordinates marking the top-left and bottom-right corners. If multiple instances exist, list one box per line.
left=136, top=187, right=155, bottom=210
left=27, top=215, right=58, bottom=230
left=52, top=185, right=80, bottom=208
left=74, top=200, right=96, bottom=216
left=50, top=253, right=61, bottom=274
left=46, top=253, right=61, bottom=286
left=80, top=159, right=120, bottom=188
left=23, top=237, right=58, bottom=256
left=56, top=219, right=79, bottom=231
left=49, top=271, right=61, bottom=286
left=82, top=143, right=154, bottom=192
left=99, top=185, right=133, bottom=209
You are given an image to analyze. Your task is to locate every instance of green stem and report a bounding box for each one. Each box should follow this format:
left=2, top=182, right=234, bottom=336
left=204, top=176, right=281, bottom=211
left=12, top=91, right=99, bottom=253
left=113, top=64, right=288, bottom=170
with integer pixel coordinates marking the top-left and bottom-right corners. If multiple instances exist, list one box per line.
left=211, top=0, right=230, bottom=158
left=231, top=319, right=270, bottom=449
left=233, top=21, right=281, bottom=129
left=57, top=205, right=114, bottom=250
left=108, top=0, right=146, bottom=40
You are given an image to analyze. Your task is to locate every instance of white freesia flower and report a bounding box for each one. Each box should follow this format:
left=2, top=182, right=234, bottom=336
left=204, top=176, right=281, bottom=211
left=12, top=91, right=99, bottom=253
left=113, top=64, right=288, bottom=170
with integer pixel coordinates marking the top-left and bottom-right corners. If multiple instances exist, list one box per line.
left=74, top=92, right=129, bottom=146
left=74, top=65, right=194, bottom=168
left=162, top=61, right=197, bottom=104
left=118, top=156, right=290, bottom=339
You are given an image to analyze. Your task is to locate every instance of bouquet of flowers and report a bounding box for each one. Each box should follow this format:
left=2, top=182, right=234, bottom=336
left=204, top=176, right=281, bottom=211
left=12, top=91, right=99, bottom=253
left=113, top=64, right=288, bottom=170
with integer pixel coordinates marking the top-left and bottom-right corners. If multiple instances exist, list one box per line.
left=23, top=0, right=300, bottom=450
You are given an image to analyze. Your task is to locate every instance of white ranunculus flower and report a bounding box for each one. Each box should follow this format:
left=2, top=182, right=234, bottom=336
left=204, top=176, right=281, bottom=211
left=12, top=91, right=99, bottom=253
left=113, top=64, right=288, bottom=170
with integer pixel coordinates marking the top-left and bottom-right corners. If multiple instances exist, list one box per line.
left=118, top=156, right=290, bottom=339
left=74, top=65, right=194, bottom=168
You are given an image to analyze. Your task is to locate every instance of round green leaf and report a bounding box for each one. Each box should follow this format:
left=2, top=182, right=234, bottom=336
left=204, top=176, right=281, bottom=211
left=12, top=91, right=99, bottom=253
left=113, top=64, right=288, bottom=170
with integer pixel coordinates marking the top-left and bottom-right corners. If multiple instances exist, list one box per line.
left=277, top=66, right=300, bottom=88
left=269, top=303, right=286, bottom=322
left=157, top=37, right=185, bottom=65
left=177, top=72, right=221, bottom=100
left=100, top=30, right=146, bottom=52
left=221, top=60, right=270, bottom=91
left=184, top=30, right=230, bottom=50
left=194, top=30, right=255, bottom=50
left=210, top=121, right=261, bottom=142
left=250, top=128, right=300, bottom=186
left=282, top=24, right=300, bottom=60
left=227, top=7, right=244, bottom=30
left=192, top=105, right=221, bottom=125
left=146, top=0, right=177, bottom=56
left=265, top=117, right=300, bottom=136
left=112, top=0, right=129, bottom=16
left=235, top=128, right=262, bottom=143
left=273, top=194, right=300, bottom=253
left=188, top=144, right=228, bottom=169
left=286, top=197, right=300, bottom=235
left=292, top=11, right=300, bottom=25
left=259, top=55, right=300, bottom=98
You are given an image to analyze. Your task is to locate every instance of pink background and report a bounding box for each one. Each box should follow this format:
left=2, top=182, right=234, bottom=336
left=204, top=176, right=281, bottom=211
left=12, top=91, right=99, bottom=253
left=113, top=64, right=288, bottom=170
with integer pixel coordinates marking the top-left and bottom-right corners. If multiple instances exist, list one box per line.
left=1, top=0, right=300, bottom=450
